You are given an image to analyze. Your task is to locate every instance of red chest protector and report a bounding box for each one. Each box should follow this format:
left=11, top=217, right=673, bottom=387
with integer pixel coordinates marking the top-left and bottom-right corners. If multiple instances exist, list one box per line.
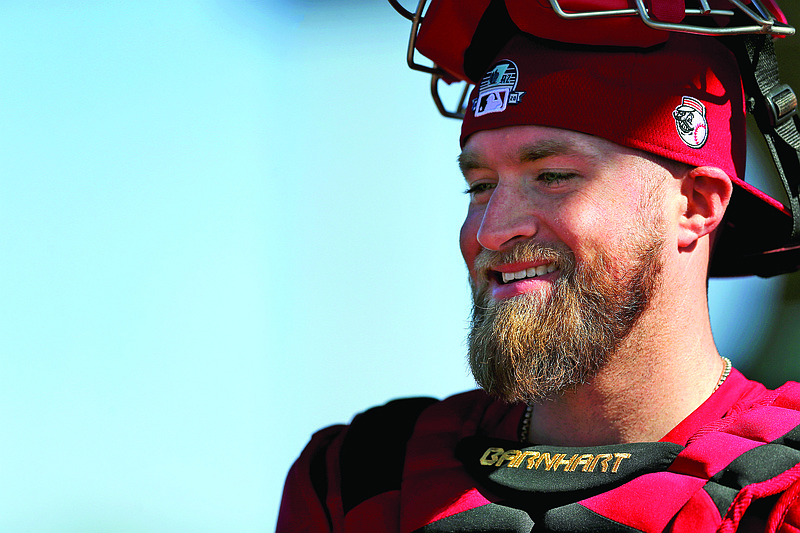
left=278, top=372, right=800, bottom=532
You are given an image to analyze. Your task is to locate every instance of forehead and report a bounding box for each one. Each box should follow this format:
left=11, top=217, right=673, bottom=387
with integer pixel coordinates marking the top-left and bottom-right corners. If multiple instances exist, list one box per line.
left=459, top=125, right=619, bottom=172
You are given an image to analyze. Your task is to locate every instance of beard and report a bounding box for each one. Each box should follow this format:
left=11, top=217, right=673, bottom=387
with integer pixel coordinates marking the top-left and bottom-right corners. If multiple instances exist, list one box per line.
left=467, top=227, right=665, bottom=404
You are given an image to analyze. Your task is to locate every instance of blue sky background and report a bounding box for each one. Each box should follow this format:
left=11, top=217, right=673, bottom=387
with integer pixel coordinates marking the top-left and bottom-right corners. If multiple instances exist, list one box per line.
left=0, top=1, right=791, bottom=531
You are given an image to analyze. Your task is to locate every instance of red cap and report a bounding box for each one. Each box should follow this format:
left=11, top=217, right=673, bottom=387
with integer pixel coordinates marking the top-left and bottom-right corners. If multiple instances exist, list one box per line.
left=461, top=33, right=795, bottom=277
left=461, top=33, right=746, bottom=181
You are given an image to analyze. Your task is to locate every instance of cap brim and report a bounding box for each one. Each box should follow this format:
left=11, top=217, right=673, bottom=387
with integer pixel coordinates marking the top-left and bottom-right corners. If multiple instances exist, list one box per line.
left=710, top=179, right=800, bottom=277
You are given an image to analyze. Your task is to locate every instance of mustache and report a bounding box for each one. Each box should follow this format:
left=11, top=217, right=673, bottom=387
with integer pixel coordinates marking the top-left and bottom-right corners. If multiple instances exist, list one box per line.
left=473, top=240, right=576, bottom=282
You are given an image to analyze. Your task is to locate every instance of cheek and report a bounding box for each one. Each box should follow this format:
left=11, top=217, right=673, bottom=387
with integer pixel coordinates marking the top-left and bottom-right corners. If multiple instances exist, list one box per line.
left=557, top=194, right=626, bottom=248
left=460, top=208, right=482, bottom=279
left=550, top=205, right=618, bottom=267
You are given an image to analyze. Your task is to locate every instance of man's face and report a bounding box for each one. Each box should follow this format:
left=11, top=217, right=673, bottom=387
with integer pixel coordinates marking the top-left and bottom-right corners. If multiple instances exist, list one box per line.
left=459, top=126, right=669, bottom=403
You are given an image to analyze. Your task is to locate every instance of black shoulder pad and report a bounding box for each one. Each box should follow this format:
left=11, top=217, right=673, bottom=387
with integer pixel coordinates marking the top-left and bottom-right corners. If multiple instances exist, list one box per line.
left=340, top=397, right=439, bottom=513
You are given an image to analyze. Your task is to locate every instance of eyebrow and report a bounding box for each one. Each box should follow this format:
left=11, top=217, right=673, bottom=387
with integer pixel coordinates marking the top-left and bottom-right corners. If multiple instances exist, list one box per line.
left=458, top=138, right=599, bottom=175
left=457, top=151, right=484, bottom=175
left=519, top=139, right=592, bottom=163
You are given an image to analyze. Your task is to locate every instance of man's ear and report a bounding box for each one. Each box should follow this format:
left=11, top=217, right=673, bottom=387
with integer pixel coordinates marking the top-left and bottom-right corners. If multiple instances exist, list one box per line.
left=677, top=166, right=733, bottom=249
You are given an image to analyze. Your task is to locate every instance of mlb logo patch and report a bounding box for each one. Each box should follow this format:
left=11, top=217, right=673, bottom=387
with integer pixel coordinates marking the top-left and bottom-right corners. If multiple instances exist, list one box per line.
left=476, top=88, right=510, bottom=117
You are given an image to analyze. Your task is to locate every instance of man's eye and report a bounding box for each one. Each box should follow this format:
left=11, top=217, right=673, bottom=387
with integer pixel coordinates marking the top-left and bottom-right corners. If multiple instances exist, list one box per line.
left=464, top=183, right=496, bottom=196
left=538, top=171, right=575, bottom=185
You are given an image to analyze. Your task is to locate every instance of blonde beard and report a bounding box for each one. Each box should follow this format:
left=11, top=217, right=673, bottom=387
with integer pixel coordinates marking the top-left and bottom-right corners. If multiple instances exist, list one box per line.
left=467, top=230, right=664, bottom=404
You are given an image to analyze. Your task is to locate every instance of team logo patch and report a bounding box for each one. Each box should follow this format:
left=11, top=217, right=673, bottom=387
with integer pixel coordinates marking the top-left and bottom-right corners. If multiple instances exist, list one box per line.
left=473, top=60, right=525, bottom=117
left=673, top=96, right=708, bottom=148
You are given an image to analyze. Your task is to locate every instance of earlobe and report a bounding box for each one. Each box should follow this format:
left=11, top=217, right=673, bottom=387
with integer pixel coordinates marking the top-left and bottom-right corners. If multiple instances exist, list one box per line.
left=677, top=166, right=733, bottom=249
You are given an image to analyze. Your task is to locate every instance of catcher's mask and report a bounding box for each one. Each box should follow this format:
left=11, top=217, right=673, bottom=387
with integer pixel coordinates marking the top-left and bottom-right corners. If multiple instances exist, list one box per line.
left=391, top=0, right=800, bottom=277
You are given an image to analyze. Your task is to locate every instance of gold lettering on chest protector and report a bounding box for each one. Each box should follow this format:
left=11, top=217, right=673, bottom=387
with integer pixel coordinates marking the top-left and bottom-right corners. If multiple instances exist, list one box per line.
left=479, top=447, right=632, bottom=473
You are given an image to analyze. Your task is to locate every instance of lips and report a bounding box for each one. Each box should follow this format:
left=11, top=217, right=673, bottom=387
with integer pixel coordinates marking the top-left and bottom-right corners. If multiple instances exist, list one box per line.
left=471, top=243, right=572, bottom=301
left=486, top=262, right=560, bottom=300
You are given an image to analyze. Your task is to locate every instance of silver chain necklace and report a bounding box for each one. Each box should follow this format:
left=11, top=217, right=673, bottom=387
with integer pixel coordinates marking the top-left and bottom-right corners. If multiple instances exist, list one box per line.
left=519, top=357, right=733, bottom=442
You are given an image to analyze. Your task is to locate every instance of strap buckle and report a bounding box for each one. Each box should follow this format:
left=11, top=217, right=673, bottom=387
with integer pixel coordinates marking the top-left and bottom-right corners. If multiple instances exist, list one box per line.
left=766, top=83, right=798, bottom=127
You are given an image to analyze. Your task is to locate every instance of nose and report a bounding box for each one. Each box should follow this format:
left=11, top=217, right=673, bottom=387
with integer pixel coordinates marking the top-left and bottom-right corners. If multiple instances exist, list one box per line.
left=476, top=184, right=539, bottom=251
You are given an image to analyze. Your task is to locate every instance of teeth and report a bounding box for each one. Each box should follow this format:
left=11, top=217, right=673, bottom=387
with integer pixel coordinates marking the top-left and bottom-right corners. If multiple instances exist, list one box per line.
left=500, top=263, right=556, bottom=283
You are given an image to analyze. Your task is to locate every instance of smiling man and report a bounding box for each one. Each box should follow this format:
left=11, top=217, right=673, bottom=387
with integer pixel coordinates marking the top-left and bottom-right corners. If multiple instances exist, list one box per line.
left=278, top=2, right=800, bottom=531
left=456, top=33, right=738, bottom=448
